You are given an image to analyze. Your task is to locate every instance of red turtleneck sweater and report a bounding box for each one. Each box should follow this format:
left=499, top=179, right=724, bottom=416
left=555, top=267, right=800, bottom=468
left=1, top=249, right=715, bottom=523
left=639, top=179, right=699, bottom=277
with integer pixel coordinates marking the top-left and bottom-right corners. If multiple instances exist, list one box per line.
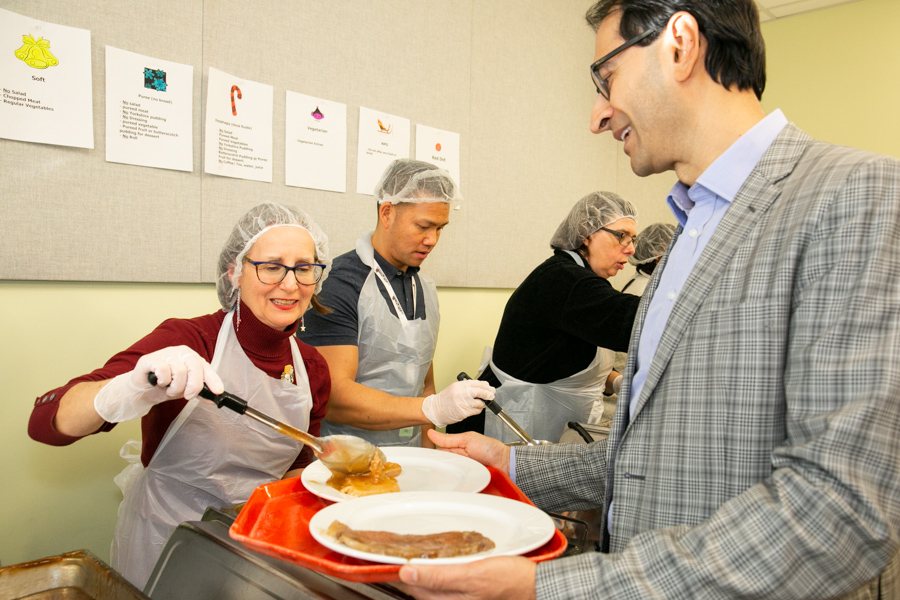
left=28, top=302, right=330, bottom=470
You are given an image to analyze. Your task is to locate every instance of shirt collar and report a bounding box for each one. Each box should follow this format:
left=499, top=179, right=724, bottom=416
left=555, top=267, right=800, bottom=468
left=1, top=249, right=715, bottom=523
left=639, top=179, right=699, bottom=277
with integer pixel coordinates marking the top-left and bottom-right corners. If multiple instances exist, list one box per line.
left=373, top=249, right=419, bottom=279
left=666, top=109, right=789, bottom=225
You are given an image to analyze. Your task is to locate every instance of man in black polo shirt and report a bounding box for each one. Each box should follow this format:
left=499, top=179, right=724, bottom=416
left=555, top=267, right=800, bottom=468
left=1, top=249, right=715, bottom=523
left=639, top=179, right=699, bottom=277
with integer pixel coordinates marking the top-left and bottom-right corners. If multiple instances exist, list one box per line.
left=299, top=159, right=494, bottom=447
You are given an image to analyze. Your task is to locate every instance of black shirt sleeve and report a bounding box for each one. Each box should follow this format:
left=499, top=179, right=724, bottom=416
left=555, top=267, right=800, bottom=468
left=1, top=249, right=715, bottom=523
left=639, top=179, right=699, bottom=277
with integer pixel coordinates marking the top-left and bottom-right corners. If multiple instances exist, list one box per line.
left=560, top=272, right=640, bottom=352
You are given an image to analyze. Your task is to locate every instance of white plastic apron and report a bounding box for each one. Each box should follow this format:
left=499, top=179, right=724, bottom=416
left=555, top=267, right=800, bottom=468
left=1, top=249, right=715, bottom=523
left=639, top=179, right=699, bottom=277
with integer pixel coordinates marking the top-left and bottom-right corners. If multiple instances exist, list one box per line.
left=321, top=232, right=439, bottom=447
left=483, top=250, right=614, bottom=443
left=110, top=312, right=311, bottom=589
left=621, top=271, right=651, bottom=296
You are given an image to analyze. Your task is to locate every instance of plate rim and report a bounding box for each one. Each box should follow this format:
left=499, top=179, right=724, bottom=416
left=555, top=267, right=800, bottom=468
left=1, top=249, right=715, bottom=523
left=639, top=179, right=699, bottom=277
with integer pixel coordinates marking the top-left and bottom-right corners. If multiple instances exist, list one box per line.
left=308, top=490, right=556, bottom=565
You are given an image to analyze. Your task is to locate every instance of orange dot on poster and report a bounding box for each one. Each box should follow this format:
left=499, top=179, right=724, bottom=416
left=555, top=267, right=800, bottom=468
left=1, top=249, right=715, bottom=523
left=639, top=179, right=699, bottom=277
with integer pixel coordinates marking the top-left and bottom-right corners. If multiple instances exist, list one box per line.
left=435, top=143, right=442, bottom=152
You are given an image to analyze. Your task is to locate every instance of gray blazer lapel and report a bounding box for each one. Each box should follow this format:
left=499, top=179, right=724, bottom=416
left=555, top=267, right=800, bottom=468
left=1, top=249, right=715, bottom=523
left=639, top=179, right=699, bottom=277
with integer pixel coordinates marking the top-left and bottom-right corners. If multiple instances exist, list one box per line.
left=626, top=124, right=813, bottom=426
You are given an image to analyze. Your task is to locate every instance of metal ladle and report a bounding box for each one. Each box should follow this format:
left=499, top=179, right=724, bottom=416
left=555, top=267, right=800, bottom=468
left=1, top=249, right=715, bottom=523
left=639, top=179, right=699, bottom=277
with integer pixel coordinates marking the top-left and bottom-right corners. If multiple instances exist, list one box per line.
left=148, top=374, right=383, bottom=474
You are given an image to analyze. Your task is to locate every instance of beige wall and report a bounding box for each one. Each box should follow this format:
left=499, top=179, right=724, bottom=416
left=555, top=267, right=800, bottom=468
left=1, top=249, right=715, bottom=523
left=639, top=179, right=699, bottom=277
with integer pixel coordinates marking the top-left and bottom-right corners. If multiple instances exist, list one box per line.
left=760, top=0, right=900, bottom=159
left=2, top=0, right=899, bottom=568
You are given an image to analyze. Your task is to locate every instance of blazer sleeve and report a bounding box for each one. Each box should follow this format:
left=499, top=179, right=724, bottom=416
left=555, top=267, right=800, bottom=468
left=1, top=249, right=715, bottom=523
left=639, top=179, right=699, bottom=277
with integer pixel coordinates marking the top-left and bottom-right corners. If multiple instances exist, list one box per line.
left=514, top=440, right=609, bottom=512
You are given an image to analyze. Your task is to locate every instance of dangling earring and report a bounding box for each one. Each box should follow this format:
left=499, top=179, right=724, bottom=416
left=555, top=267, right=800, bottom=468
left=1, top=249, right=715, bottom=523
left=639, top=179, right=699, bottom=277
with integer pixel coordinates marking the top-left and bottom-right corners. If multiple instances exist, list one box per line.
left=235, top=289, right=242, bottom=332
left=300, top=315, right=305, bottom=332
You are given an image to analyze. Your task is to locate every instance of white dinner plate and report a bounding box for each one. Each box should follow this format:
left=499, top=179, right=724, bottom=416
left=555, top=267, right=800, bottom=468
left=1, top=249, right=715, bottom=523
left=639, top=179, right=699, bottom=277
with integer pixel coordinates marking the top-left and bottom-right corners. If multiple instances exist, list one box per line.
left=308, top=490, right=555, bottom=565
left=301, top=446, right=491, bottom=502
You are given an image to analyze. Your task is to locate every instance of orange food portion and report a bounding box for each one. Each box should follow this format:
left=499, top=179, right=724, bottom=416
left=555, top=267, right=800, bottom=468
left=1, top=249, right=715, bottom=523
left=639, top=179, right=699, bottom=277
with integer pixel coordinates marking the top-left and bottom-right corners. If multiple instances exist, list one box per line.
left=326, top=451, right=402, bottom=497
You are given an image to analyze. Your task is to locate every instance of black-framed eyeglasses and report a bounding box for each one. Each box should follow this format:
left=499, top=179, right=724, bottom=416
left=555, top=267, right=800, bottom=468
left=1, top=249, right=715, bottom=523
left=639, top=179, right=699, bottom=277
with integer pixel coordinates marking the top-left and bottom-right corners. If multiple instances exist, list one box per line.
left=598, top=227, right=638, bottom=248
left=245, top=258, right=326, bottom=286
left=590, top=28, right=658, bottom=100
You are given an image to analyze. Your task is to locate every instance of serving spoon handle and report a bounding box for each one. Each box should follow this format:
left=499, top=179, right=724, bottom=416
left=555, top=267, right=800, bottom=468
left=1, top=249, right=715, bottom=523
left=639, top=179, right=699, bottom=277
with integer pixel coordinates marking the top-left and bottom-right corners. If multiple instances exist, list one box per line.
left=146, top=373, right=324, bottom=453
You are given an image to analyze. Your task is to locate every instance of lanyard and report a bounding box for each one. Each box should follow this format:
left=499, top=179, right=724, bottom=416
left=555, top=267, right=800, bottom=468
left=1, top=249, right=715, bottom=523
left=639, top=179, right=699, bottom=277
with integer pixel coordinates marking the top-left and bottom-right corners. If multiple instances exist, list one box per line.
left=372, top=263, right=417, bottom=322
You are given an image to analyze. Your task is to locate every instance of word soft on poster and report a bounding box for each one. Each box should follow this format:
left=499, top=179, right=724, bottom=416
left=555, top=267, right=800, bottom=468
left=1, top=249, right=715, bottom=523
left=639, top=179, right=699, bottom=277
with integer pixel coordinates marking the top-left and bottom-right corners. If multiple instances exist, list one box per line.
left=204, top=67, right=273, bottom=182
left=415, top=124, right=461, bottom=193
left=105, top=46, right=193, bottom=171
left=285, top=91, right=347, bottom=192
left=356, top=106, right=410, bottom=195
left=0, top=7, right=93, bottom=148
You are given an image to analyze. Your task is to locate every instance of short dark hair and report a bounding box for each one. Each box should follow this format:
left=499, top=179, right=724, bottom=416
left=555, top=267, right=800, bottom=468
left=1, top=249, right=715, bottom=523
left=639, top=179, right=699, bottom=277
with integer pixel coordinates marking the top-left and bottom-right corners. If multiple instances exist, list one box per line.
left=585, top=0, right=766, bottom=99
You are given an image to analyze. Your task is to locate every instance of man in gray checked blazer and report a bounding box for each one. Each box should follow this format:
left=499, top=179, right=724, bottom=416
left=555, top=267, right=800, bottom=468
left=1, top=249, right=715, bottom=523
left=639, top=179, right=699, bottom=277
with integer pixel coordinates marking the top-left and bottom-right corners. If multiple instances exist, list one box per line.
left=397, top=1, right=900, bottom=599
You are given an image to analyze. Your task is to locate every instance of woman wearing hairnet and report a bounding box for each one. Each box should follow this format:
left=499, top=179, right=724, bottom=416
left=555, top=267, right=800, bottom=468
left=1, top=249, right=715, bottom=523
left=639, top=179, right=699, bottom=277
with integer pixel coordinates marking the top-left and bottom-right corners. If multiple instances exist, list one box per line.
left=28, top=202, right=332, bottom=589
left=621, top=222, right=676, bottom=296
left=448, top=192, right=642, bottom=443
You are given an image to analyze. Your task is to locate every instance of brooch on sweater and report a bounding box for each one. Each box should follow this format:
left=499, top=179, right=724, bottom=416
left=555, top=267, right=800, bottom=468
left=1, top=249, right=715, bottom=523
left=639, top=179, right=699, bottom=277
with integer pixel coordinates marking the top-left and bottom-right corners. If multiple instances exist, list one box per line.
left=281, top=365, right=294, bottom=384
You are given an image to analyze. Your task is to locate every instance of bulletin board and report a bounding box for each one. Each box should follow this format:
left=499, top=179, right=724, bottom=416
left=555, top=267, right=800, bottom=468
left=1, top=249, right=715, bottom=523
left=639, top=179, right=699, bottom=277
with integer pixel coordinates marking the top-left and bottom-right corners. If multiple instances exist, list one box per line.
left=0, top=0, right=677, bottom=289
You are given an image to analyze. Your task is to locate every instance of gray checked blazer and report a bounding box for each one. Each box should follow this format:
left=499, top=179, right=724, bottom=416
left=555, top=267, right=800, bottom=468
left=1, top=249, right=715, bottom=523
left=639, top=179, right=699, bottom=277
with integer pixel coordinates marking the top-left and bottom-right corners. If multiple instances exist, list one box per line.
left=515, top=124, right=900, bottom=599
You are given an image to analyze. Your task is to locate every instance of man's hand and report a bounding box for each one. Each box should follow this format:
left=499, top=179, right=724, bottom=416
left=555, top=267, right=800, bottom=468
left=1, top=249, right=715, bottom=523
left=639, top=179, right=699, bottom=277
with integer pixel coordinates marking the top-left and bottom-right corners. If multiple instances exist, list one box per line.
left=426, top=429, right=511, bottom=474
left=397, top=556, right=537, bottom=600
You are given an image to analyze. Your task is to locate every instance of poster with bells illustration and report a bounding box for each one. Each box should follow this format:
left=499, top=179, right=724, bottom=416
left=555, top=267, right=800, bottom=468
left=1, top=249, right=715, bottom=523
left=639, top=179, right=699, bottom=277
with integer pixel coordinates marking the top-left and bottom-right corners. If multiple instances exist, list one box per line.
left=0, top=7, right=93, bottom=148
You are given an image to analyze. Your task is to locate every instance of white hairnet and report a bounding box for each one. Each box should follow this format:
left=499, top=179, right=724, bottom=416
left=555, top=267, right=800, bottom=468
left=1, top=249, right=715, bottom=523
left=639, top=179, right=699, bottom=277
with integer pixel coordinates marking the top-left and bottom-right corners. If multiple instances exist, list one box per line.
left=550, top=191, right=638, bottom=251
left=216, top=202, right=330, bottom=311
left=374, top=158, right=462, bottom=205
left=629, top=222, right=676, bottom=266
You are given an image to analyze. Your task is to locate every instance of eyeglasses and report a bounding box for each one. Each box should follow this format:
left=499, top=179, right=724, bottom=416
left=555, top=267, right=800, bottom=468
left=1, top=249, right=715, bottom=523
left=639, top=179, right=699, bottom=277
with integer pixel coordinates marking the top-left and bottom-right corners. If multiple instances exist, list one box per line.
left=245, top=258, right=326, bottom=286
left=598, top=227, right=638, bottom=248
left=590, top=28, right=658, bottom=100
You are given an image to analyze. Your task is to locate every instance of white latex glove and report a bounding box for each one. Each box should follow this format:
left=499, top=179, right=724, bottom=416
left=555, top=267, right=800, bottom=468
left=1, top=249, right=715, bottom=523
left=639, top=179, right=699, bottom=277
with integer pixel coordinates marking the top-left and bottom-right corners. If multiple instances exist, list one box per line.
left=422, top=380, right=495, bottom=428
left=93, top=345, right=225, bottom=423
left=613, top=374, right=623, bottom=394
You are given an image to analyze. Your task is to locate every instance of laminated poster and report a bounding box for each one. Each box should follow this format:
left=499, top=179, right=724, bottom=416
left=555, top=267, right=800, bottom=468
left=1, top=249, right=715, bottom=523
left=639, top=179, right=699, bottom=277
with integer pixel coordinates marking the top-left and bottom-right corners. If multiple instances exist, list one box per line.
left=415, top=124, right=461, bottom=205
left=285, top=91, right=347, bottom=192
left=204, top=67, right=273, bottom=182
left=0, top=7, right=93, bottom=148
left=105, top=46, right=193, bottom=171
left=356, top=106, right=410, bottom=195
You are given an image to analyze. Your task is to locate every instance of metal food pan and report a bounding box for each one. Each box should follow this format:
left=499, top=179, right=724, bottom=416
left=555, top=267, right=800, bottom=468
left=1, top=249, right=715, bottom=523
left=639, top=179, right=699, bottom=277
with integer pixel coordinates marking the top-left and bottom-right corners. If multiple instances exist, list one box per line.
left=146, top=519, right=409, bottom=600
left=0, top=550, right=149, bottom=600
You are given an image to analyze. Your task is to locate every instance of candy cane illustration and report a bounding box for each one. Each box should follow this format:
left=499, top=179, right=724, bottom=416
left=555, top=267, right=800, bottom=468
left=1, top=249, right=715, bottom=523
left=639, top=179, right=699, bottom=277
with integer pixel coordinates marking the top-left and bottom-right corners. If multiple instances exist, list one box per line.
left=231, top=85, right=242, bottom=116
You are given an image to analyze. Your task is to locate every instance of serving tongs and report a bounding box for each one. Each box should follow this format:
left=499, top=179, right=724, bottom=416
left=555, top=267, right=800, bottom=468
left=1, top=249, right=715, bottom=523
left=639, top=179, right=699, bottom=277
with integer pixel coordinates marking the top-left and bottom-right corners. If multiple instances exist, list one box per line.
left=457, top=372, right=539, bottom=446
left=148, top=374, right=383, bottom=474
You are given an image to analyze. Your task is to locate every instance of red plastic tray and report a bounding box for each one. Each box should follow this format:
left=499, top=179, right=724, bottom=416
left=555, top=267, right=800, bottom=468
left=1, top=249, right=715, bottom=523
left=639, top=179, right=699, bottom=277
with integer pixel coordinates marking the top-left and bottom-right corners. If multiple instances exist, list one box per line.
left=229, top=466, right=568, bottom=582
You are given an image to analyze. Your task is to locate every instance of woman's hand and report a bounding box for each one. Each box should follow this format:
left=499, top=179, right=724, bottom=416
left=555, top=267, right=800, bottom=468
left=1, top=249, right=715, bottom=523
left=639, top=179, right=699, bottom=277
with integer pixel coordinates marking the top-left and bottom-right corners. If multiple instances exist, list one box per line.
left=93, top=346, right=225, bottom=423
left=426, top=429, right=510, bottom=474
